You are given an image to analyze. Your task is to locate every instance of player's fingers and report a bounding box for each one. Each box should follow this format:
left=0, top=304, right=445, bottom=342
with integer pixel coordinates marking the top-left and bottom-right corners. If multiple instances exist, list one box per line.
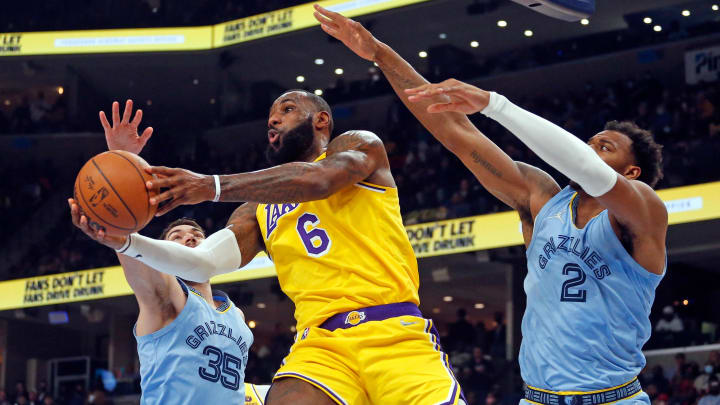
left=139, top=127, right=153, bottom=145
left=112, top=101, right=120, bottom=127
left=68, top=198, right=80, bottom=224
left=314, top=4, right=341, bottom=21
left=155, top=198, right=182, bottom=217
left=146, top=176, right=172, bottom=191
left=99, top=111, right=111, bottom=131
left=314, top=12, right=340, bottom=30
left=320, top=23, right=339, bottom=37
left=426, top=102, right=462, bottom=113
left=121, top=99, right=133, bottom=124
left=149, top=188, right=175, bottom=206
left=146, top=165, right=178, bottom=176
left=131, top=108, right=143, bottom=127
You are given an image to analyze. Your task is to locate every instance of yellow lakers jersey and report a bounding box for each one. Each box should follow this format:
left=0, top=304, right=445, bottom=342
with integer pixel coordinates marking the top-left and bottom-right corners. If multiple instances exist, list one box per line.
left=256, top=154, right=419, bottom=330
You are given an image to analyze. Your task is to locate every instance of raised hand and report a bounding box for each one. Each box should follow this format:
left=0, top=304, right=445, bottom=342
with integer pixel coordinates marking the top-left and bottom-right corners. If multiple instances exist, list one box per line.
left=313, top=4, right=380, bottom=61
left=405, top=79, right=491, bottom=115
left=99, top=99, right=153, bottom=154
left=68, top=198, right=126, bottom=250
left=145, top=166, right=215, bottom=216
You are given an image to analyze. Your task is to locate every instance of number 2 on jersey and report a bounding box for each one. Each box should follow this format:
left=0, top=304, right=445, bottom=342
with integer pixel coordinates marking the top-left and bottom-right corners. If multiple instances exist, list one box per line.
left=296, top=213, right=331, bottom=257
left=560, top=263, right=587, bottom=302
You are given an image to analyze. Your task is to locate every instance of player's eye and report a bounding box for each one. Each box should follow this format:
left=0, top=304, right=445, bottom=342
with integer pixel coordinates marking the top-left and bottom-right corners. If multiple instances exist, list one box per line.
left=601, top=145, right=609, bottom=151
left=284, top=106, right=294, bottom=113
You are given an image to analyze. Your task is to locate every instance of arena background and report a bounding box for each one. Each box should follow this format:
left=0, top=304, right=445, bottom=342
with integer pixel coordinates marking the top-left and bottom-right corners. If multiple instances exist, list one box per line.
left=0, top=0, right=719, bottom=404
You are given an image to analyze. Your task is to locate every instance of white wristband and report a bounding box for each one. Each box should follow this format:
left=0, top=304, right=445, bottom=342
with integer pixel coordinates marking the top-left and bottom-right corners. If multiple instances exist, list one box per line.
left=212, top=174, right=221, bottom=202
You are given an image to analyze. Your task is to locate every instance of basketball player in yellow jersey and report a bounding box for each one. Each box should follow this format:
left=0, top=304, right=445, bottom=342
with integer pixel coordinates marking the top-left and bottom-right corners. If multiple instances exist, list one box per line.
left=135, top=90, right=465, bottom=405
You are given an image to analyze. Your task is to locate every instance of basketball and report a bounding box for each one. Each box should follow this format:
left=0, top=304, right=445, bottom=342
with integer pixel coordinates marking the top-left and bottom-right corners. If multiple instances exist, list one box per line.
left=73, top=150, right=157, bottom=236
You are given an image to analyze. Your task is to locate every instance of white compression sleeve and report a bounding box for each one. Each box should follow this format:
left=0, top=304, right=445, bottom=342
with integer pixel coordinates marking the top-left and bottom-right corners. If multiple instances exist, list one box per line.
left=116, top=228, right=242, bottom=282
left=481, top=92, right=618, bottom=197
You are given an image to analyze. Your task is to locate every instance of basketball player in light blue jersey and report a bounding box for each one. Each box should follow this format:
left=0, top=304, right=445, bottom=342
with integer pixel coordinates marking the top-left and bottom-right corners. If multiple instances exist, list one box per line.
left=313, top=7, right=667, bottom=405
left=68, top=100, right=254, bottom=404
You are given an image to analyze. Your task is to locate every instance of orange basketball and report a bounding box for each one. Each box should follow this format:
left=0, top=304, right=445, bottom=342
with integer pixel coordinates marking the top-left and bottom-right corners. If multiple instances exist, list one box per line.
left=73, top=150, right=157, bottom=236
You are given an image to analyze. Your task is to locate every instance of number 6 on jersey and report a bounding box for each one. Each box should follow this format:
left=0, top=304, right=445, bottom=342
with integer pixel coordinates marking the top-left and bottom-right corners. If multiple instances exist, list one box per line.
left=296, top=212, right=331, bottom=257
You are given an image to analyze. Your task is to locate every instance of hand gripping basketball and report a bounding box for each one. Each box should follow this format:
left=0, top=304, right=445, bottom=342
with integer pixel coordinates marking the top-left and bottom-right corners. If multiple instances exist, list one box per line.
left=68, top=198, right=126, bottom=250
left=145, top=166, right=216, bottom=216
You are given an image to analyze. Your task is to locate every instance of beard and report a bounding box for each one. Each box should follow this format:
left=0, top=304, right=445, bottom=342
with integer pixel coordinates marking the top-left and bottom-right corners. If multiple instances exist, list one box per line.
left=265, top=117, right=315, bottom=166
left=568, top=180, right=580, bottom=190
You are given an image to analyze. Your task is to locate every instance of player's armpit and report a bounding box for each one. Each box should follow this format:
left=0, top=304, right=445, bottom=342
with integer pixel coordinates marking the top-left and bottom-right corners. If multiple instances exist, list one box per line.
left=117, top=254, right=185, bottom=335
left=226, top=202, right=265, bottom=267
left=596, top=178, right=668, bottom=274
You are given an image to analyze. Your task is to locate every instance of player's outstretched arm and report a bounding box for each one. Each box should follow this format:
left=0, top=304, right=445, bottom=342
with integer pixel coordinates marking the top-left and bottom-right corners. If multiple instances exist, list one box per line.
left=312, top=5, right=559, bottom=225
left=144, top=130, right=389, bottom=216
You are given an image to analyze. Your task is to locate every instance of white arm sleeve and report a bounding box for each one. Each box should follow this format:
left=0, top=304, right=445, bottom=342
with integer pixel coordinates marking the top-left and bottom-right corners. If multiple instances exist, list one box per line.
left=481, top=92, right=618, bottom=197
left=116, top=228, right=242, bottom=282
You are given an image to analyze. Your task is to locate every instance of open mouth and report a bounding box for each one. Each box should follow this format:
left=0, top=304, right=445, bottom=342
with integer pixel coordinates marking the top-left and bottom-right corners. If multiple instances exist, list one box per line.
left=268, top=129, right=280, bottom=146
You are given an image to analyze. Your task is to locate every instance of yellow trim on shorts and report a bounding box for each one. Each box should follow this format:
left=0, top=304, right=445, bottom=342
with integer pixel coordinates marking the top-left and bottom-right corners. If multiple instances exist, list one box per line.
left=524, top=385, right=641, bottom=405
left=527, top=377, right=638, bottom=396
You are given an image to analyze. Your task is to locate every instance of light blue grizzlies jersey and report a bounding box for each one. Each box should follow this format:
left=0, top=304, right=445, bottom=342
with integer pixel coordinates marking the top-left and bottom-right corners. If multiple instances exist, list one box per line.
left=521, top=186, right=664, bottom=391
left=135, top=280, right=253, bottom=405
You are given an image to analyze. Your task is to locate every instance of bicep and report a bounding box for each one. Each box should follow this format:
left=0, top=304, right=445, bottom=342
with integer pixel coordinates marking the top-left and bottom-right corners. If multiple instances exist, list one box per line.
left=226, top=202, right=265, bottom=267
left=117, top=254, right=181, bottom=307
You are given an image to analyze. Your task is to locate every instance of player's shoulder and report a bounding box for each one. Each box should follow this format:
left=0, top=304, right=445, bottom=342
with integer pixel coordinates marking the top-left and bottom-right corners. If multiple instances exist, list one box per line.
left=328, top=130, right=384, bottom=153
left=629, top=179, right=667, bottom=218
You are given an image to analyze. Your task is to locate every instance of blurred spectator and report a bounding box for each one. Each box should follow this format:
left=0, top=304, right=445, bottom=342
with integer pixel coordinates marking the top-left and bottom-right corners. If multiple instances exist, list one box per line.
left=86, top=380, right=108, bottom=405
left=41, top=398, right=55, bottom=405
left=12, top=382, right=27, bottom=404
left=14, top=395, right=27, bottom=405
left=488, top=312, right=506, bottom=359
left=696, top=363, right=720, bottom=395
left=448, top=308, right=475, bottom=351
left=655, top=306, right=685, bottom=347
left=36, top=382, right=48, bottom=403
left=699, top=378, right=720, bottom=405
left=0, top=390, right=10, bottom=405
left=26, top=392, right=38, bottom=405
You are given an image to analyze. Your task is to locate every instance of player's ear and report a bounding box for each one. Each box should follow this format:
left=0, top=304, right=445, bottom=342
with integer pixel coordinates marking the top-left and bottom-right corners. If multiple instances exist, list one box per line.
left=624, top=164, right=641, bottom=181
left=313, top=111, right=331, bottom=131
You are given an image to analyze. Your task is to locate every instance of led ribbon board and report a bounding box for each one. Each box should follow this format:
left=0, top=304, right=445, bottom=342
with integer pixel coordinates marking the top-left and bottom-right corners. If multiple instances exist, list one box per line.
left=0, top=0, right=433, bottom=56
left=0, top=182, right=717, bottom=310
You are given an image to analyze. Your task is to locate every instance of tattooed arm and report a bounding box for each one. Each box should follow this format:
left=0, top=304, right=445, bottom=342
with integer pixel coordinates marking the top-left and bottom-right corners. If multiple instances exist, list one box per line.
left=313, top=5, right=559, bottom=230
left=146, top=131, right=390, bottom=215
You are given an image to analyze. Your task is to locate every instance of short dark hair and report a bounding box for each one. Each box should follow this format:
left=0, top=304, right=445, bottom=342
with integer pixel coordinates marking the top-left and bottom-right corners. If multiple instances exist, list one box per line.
left=159, top=218, right=205, bottom=240
left=604, top=120, right=664, bottom=188
left=284, top=89, right=334, bottom=135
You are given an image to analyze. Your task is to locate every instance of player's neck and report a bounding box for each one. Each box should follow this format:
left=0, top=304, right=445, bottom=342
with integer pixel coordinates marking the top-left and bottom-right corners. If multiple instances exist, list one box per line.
left=301, top=132, right=329, bottom=162
left=185, top=280, right=216, bottom=307
left=575, top=191, right=605, bottom=218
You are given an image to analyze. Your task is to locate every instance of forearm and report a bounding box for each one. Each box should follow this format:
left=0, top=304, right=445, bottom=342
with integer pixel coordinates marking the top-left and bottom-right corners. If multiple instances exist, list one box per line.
left=116, top=228, right=242, bottom=282
left=374, top=42, right=469, bottom=149
left=218, top=162, right=330, bottom=203
left=481, top=92, right=617, bottom=197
